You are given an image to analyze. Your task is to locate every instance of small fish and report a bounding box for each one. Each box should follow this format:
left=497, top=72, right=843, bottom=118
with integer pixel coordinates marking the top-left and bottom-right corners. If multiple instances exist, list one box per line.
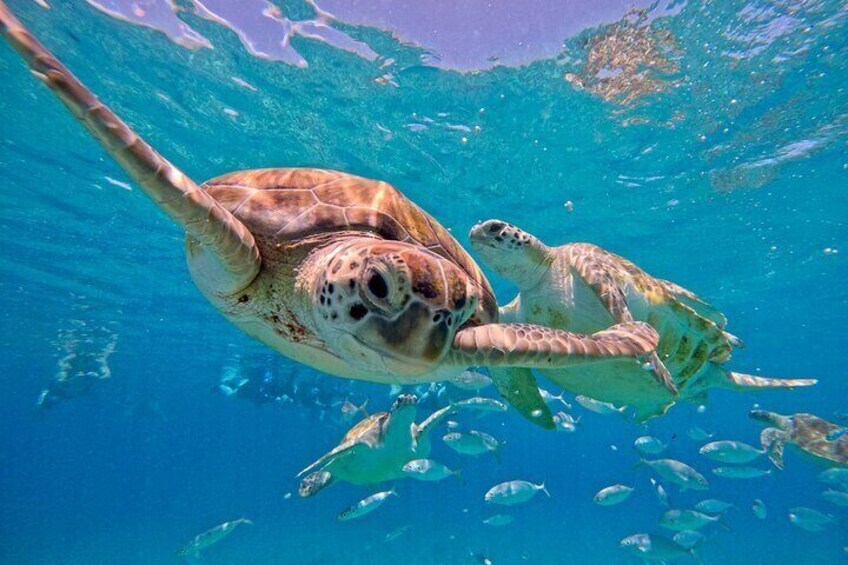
left=402, top=459, right=461, bottom=482
left=695, top=499, right=734, bottom=514
left=826, top=428, right=847, bottom=441
left=443, top=431, right=503, bottom=462
left=470, top=552, right=493, bottom=565
left=446, top=420, right=460, bottom=429
left=483, top=514, right=514, bottom=527
left=687, top=427, right=714, bottom=442
left=594, top=484, right=635, bottom=506
left=699, top=440, right=764, bottom=464
left=620, top=533, right=695, bottom=562
left=641, top=459, right=710, bottom=491
left=752, top=498, right=767, bottom=520
left=672, top=529, right=707, bottom=550
left=660, top=509, right=723, bottom=531
left=821, top=489, right=848, bottom=507
left=337, top=489, right=397, bottom=521
left=634, top=435, right=666, bottom=456
left=553, top=411, right=581, bottom=432
left=712, top=466, right=771, bottom=479
left=539, top=387, right=571, bottom=408
left=484, top=480, right=549, bottom=505
left=788, top=507, right=835, bottom=532
left=450, top=369, right=492, bottom=391
left=456, top=397, right=507, bottom=412
left=340, top=398, right=369, bottom=420
left=384, top=524, right=410, bottom=542
left=650, top=478, right=671, bottom=507
left=177, top=518, right=253, bottom=557
left=818, top=468, right=848, bottom=488
left=575, top=395, right=627, bottom=416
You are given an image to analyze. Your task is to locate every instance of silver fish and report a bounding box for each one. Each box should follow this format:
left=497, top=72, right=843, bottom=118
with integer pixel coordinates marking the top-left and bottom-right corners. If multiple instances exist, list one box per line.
left=634, top=435, right=666, bottom=455
left=687, top=427, right=714, bottom=442
left=695, top=499, right=734, bottom=514
left=443, top=431, right=502, bottom=462
left=483, top=514, right=514, bottom=527
left=539, top=387, right=571, bottom=408
left=450, top=369, right=492, bottom=391
left=660, top=509, right=723, bottom=531
left=337, top=489, right=397, bottom=521
left=821, top=489, right=848, bottom=507
left=752, top=498, right=767, bottom=520
left=593, top=484, right=635, bottom=506
left=575, top=395, right=627, bottom=416
left=456, top=397, right=507, bottom=412
left=177, top=518, right=253, bottom=557
left=788, top=507, right=835, bottom=532
left=818, top=468, right=848, bottom=488
left=484, top=480, right=548, bottom=505
left=699, top=440, right=763, bottom=464
left=553, top=411, right=581, bottom=432
left=340, top=398, right=369, bottom=420
left=712, top=466, right=770, bottom=479
left=672, top=529, right=707, bottom=550
left=384, top=524, right=410, bottom=542
left=642, top=459, right=709, bottom=491
left=402, top=459, right=460, bottom=482
left=620, top=534, right=694, bottom=562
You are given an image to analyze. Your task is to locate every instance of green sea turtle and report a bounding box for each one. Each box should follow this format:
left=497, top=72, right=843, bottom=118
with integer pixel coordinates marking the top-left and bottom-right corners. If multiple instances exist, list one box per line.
left=0, top=4, right=663, bottom=425
left=750, top=410, right=848, bottom=470
left=469, top=219, right=816, bottom=421
left=298, top=393, right=465, bottom=496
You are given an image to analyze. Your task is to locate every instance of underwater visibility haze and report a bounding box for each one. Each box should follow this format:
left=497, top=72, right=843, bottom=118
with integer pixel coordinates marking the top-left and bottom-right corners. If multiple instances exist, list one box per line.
left=1, top=0, right=847, bottom=563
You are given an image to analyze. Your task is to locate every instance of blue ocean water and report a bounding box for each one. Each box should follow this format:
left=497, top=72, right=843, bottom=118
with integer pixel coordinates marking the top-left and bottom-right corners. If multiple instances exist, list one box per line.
left=1, top=0, right=846, bottom=563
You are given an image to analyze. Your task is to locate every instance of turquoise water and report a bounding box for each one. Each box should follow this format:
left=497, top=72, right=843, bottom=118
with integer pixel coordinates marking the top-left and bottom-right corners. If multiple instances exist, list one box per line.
left=1, top=0, right=847, bottom=563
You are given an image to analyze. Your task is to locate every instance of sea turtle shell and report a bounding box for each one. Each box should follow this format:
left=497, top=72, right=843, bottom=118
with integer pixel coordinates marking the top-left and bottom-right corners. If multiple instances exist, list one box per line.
left=792, top=414, right=848, bottom=466
left=202, top=168, right=497, bottom=324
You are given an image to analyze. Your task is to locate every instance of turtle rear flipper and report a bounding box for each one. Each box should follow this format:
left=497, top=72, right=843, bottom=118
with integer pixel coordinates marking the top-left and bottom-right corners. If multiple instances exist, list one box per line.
left=0, top=3, right=260, bottom=293
left=720, top=371, right=817, bottom=390
left=490, top=367, right=554, bottom=430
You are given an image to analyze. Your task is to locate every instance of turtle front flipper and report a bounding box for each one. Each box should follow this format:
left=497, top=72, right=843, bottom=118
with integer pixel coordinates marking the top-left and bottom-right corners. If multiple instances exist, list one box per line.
left=759, top=428, right=787, bottom=470
left=450, top=321, right=659, bottom=368
left=489, top=367, right=554, bottom=430
left=0, top=3, right=260, bottom=294
left=567, top=245, right=677, bottom=396
left=720, top=371, right=817, bottom=391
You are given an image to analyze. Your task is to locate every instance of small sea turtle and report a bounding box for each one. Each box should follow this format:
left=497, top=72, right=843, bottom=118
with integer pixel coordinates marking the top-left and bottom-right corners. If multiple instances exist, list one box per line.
left=1, top=5, right=661, bottom=425
left=750, top=410, right=848, bottom=470
left=469, top=220, right=816, bottom=421
left=298, top=393, right=466, bottom=497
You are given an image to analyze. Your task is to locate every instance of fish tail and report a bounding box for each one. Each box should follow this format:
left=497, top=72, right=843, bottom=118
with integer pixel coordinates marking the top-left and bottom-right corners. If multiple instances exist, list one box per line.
left=492, top=445, right=502, bottom=465
left=540, top=482, right=550, bottom=497
left=454, top=469, right=466, bottom=485
left=390, top=485, right=399, bottom=497
left=359, top=398, right=369, bottom=418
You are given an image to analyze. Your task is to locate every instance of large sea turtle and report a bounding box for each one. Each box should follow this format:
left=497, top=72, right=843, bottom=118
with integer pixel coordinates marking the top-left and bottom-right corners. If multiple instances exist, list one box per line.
left=298, top=393, right=464, bottom=497
left=750, top=410, right=848, bottom=470
left=469, top=219, right=816, bottom=421
left=0, top=5, right=661, bottom=424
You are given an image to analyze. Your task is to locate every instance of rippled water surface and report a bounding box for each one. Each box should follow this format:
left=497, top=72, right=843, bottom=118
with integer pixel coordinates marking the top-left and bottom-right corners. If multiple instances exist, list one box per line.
left=1, top=0, right=846, bottom=563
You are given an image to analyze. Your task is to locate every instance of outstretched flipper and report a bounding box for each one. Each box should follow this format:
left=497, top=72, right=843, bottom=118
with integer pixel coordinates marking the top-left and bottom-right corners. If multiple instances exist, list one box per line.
left=721, top=371, right=817, bottom=391
left=0, top=3, right=260, bottom=293
left=449, top=321, right=659, bottom=368
left=567, top=245, right=678, bottom=395
left=489, top=367, right=554, bottom=430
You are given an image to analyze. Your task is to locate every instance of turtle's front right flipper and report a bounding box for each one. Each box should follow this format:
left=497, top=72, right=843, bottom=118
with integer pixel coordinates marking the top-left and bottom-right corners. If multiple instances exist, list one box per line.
left=0, top=2, right=260, bottom=293
left=489, top=367, right=555, bottom=430
left=450, top=321, right=660, bottom=368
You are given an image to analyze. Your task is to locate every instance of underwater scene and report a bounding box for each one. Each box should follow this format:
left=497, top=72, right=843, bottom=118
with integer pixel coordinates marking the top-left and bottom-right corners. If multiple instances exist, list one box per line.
left=1, top=0, right=847, bottom=563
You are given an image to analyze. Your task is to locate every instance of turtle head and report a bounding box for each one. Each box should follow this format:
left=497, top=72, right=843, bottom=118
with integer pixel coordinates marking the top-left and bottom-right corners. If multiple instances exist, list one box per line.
left=469, top=220, right=550, bottom=287
left=298, top=470, right=334, bottom=498
left=750, top=410, right=790, bottom=430
left=312, top=240, right=479, bottom=377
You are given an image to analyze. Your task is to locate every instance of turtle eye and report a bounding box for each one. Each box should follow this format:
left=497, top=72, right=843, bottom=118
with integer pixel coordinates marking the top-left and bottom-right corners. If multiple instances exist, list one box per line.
left=367, top=272, right=389, bottom=299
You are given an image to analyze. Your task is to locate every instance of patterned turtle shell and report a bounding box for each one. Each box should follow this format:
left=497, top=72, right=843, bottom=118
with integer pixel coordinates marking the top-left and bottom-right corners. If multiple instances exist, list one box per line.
left=202, top=168, right=497, bottom=324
